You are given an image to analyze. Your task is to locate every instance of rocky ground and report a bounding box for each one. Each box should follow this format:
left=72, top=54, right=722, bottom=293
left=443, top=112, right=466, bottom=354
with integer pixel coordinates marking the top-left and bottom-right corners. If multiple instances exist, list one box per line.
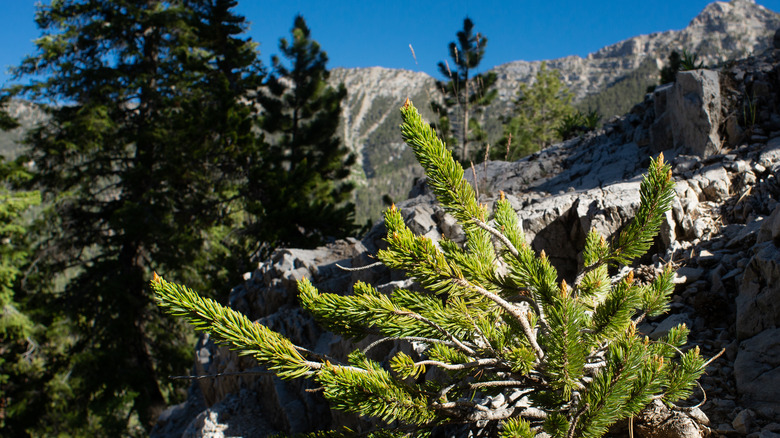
left=153, top=45, right=780, bottom=438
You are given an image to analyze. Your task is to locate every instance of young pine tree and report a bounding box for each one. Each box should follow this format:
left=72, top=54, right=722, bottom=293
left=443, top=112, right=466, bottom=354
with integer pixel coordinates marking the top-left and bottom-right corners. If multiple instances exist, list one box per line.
left=248, top=14, right=357, bottom=257
left=498, top=62, right=575, bottom=160
left=154, top=100, right=708, bottom=437
left=433, top=18, right=498, bottom=163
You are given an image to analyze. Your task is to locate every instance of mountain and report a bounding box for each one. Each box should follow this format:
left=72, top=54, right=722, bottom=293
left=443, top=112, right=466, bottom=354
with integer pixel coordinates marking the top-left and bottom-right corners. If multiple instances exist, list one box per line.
left=328, top=67, right=437, bottom=225
left=494, top=0, right=780, bottom=104
left=3, top=1, right=779, bottom=226
left=0, top=99, right=46, bottom=160
left=335, top=0, right=780, bottom=224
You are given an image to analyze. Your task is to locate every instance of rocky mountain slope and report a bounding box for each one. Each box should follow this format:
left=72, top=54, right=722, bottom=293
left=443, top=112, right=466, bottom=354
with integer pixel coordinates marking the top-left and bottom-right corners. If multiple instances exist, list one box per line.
left=328, top=67, right=437, bottom=224
left=0, top=99, right=46, bottom=160
left=493, top=0, right=779, bottom=103
left=339, top=0, right=780, bottom=224
left=151, top=30, right=780, bottom=438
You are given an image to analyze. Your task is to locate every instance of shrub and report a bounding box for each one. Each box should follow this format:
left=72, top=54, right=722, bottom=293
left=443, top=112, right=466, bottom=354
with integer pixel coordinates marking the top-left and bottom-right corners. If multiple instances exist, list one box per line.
left=680, top=49, right=704, bottom=71
left=153, top=100, right=707, bottom=437
left=557, top=109, right=602, bottom=140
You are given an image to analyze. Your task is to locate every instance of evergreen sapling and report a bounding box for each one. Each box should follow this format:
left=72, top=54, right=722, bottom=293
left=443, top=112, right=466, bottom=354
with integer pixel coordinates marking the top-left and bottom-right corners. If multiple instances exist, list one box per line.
left=153, top=100, right=708, bottom=437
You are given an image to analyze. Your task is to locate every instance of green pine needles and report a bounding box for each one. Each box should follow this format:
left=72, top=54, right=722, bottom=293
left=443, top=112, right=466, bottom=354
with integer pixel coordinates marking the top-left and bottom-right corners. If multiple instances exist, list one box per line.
left=153, top=100, right=707, bottom=437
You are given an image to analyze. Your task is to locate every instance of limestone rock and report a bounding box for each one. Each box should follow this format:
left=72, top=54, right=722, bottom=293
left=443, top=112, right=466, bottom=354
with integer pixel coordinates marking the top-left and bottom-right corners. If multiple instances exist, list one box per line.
left=734, top=329, right=780, bottom=419
left=756, top=203, right=780, bottom=244
left=181, top=389, right=278, bottom=438
left=694, top=165, right=731, bottom=202
left=634, top=400, right=708, bottom=438
left=737, top=242, right=780, bottom=340
left=654, top=70, right=723, bottom=157
left=650, top=313, right=694, bottom=340
left=732, top=408, right=756, bottom=435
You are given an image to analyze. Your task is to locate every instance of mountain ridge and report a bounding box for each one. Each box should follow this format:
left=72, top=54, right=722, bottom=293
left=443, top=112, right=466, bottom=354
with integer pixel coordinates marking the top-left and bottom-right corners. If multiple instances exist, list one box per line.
left=3, top=1, right=779, bottom=224
left=331, top=0, right=780, bottom=223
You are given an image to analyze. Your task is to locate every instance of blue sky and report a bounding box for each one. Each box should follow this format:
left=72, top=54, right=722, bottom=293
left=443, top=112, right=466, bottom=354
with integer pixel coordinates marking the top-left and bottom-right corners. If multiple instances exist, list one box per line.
left=2, top=0, right=780, bottom=88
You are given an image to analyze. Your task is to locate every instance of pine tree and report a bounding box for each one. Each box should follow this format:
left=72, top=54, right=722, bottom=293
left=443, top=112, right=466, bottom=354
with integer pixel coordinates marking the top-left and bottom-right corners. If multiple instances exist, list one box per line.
left=248, top=15, right=357, bottom=256
left=433, top=18, right=498, bottom=163
left=498, top=62, right=575, bottom=160
left=659, top=51, right=682, bottom=86
left=154, top=100, right=708, bottom=437
left=10, top=0, right=263, bottom=433
left=176, top=0, right=266, bottom=291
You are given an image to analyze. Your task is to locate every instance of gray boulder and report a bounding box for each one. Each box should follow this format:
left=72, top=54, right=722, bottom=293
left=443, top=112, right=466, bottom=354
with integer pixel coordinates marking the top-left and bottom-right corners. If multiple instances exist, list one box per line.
left=734, top=328, right=780, bottom=419
left=652, top=70, right=723, bottom=157
left=737, top=242, right=780, bottom=340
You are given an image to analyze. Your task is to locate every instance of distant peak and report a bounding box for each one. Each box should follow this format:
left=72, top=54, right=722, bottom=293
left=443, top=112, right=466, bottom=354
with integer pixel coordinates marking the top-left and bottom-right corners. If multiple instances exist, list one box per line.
left=687, top=0, right=765, bottom=30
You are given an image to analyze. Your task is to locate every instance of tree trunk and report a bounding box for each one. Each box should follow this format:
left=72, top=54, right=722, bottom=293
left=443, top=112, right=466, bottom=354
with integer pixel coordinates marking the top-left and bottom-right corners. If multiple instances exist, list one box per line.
left=461, top=75, right=470, bottom=161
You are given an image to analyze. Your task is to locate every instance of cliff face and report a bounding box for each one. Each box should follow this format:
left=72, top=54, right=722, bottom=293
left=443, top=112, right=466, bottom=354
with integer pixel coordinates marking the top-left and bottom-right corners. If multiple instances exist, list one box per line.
left=328, top=67, right=437, bottom=223
left=153, top=27, right=780, bottom=438
left=493, top=0, right=780, bottom=102
left=0, top=99, right=47, bottom=160
left=334, top=0, right=780, bottom=223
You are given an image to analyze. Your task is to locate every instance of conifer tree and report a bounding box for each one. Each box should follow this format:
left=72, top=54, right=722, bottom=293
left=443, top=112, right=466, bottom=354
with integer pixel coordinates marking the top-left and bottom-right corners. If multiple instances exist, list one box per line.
left=248, top=15, right=357, bottom=256
left=154, top=100, right=708, bottom=437
left=498, top=62, right=575, bottom=160
left=659, top=51, right=682, bottom=86
left=176, top=0, right=266, bottom=290
left=10, top=0, right=263, bottom=433
left=433, top=18, right=498, bottom=163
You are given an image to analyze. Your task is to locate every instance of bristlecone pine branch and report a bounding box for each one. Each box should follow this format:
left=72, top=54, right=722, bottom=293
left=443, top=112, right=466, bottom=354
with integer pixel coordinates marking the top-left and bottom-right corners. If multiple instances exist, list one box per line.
left=153, top=99, right=707, bottom=438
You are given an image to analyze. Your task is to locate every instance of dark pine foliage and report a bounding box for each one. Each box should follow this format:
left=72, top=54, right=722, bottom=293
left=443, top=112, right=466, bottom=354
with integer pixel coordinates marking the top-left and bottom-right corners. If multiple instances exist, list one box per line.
left=248, top=15, right=357, bottom=256
left=660, top=51, right=682, bottom=86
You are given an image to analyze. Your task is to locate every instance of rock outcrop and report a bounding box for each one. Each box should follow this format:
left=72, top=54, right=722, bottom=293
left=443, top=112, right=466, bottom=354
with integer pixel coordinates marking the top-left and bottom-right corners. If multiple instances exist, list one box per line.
left=154, top=28, right=780, bottom=438
left=652, top=69, right=724, bottom=157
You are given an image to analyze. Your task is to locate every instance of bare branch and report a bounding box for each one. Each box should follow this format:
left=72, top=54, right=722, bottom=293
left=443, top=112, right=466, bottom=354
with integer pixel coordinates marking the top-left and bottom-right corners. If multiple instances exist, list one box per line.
left=393, top=309, right=477, bottom=356
left=360, top=336, right=471, bottom=355
left=469, top=380, right=532, bottom=390
left=335, top=261, right=384, bottom=272
left=453, top=278, right=544, bottom=359
left=566, top=403, right=590, bottom=438
left=414, top=358, right=500, bottom=371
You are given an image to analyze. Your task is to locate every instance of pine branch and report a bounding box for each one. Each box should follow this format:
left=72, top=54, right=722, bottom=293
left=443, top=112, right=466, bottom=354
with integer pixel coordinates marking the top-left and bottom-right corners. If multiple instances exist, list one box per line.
left=474, top=214, right=520, bottom=258
left=318, top=359, right=436, bottom=425
left=399, top=98, right=487, bottom=232
left=392, top=309, right=477, bottom=355
left=576, top=153, right=674, bottom=286
left=300, top=278, right=476, bottom=354
left=152, top=273, right=320, bottom=380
